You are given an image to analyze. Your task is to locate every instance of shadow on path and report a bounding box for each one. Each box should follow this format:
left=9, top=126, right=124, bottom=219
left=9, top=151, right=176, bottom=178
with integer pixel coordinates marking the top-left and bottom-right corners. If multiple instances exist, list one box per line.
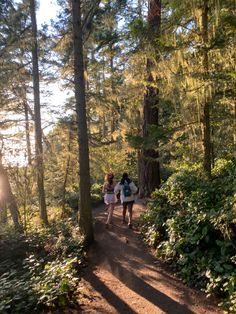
left=80, top=202, right=221, bottom=314
left=86, top=271, right=138, bottom=314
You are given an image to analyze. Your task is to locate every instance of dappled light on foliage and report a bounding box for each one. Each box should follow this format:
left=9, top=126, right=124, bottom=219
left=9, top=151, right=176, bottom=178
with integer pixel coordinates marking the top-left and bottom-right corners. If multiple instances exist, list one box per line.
left=0, top=218, right=84, bottom=313
left=139, top=159, right=236, bottom=313
left=0, top=0, right=235, bottom=312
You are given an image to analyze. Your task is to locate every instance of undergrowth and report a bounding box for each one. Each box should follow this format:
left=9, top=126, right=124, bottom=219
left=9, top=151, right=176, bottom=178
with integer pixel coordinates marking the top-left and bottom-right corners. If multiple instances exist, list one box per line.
left=0, top=218, right=85, bottom=313
left=139, top=159, right=236, bottom=313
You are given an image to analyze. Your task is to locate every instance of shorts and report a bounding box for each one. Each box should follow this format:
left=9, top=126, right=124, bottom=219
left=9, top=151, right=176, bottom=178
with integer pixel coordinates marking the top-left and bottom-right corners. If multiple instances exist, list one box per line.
left=104, top=193, right=117, bottom=205
left=123, top=200, right=134, bottom=207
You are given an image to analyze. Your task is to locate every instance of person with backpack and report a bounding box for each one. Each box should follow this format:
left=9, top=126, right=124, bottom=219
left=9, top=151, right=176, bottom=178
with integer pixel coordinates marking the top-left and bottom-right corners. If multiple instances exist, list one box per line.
left=114, top=172, right=138, bottom=229
left=102, top=172, right=117, bottom=228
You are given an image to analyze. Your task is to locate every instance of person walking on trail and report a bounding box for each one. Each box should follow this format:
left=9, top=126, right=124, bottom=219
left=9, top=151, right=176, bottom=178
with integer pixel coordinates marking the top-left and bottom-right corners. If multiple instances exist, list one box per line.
left=115, top=172, right=138, bottom=229
left=102, top=172, right=117, bottom=228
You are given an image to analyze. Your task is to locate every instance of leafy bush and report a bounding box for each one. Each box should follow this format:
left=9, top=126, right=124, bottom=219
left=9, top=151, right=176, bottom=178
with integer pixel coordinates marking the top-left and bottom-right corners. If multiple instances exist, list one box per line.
left=66, top=192, right=79, bottom=211
left=91, top=183, right=103, bottom=204
left=0, top=219, right=84, bottom=313
left=139, top=159, right=236, bottom=313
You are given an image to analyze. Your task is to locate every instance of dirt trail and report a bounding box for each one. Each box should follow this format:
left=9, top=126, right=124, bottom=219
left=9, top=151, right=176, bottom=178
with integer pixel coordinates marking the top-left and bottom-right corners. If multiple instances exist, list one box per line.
left=78, top=201, right=222, bottom=314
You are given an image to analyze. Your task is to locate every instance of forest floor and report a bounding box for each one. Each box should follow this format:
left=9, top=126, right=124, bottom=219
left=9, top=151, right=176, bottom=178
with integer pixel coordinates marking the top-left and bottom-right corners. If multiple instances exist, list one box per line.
left=77, top=200, right=223, bottom=314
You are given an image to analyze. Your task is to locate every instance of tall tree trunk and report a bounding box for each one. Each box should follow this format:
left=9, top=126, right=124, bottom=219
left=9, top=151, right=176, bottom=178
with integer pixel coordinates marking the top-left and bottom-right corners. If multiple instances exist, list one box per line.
left=0, top=156, right=21, bottom=230
left=109, top=44, right=118, bottom=137
left=102, top=64, right=107, bottom=138
left=23, top=99, right=32, bottom=165
left=23, top=165, right=30, bottom=230
left=234, top=103, right=236, bottom=156
left=0, top=202, right=7, bottom=224
left=139, top=0, right=161, bottom=197
left=72, top=0, right=93, bottom=246
left=29, top=0, right=48, bottom=224
left=61, top=126, right=72, bottom=215
left=202, top=0, right=211, bottom=178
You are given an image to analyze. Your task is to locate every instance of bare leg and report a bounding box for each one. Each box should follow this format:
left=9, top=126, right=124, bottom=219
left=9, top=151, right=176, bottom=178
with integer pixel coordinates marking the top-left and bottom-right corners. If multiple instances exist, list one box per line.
left=110, top=203, right=115, bottom=224
left=122, top=203, right=127, bottom=223
left=106, top=203, right=114, bottom=225
left=127, top=202, right=133, bottom=228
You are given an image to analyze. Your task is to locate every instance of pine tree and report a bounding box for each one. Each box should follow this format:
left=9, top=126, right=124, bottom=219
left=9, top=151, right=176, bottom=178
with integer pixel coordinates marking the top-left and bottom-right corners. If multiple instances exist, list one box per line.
left=72, top=0, right=94, bottom=246
left=29, top=0, right=48, bottom=224
left=139, top=0, right=161, bottom=196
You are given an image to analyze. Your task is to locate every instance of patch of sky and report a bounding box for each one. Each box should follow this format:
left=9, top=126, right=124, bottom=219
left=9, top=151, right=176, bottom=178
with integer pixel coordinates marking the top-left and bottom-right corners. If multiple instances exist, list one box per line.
left=3, top=1, right=72, bottom=166
left=37, top=1, right=73, bottom=132
left=38, top=0, right=59, bottom=27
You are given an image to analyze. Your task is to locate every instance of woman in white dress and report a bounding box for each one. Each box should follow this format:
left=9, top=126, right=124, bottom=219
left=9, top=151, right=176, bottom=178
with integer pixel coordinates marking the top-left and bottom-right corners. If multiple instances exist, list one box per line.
left=102, top=172, right=117, bottom=228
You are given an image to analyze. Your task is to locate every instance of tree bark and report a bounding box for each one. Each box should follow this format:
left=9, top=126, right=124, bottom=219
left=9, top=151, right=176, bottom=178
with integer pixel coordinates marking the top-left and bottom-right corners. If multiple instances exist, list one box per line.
left=29, top=0, right=48, bottom=224
left=139, top=0, right=161, bottom=197
left=72, top=0, right=94, bottom=246
left=0, top=157, right=21, bottom=230
left=202, top=0, right=211, bottom=178
left=61, top=126, right=72, bottom=215
left=234, top=103, right=236, bottom=156
left=0, top=202, right=7, bottom=224
left=23, top=99, right=32, bottom=166
left=109, top=44, right=119, bottom=137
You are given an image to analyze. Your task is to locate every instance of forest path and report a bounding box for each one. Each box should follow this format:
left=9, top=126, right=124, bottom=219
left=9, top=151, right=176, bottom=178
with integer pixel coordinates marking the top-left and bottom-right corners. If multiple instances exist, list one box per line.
left=78, top=201, right=222, bottom=314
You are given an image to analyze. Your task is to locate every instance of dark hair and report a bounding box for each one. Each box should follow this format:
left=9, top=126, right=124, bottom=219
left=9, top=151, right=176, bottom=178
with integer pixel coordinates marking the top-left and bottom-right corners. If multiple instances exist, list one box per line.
left=120, top=172, right=131, bottom=184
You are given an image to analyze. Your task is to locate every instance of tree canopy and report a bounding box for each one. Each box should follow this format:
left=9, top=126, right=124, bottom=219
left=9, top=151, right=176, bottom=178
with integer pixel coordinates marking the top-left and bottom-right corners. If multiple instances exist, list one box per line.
left=0, top=0, right=236, bottom=312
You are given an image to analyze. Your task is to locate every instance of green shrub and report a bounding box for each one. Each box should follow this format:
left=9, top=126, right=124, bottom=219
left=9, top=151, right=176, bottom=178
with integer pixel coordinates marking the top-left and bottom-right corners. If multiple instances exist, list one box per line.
left=66, top=192, right=79, bottom=210
left=0, top=219, right=84, bottom=313
left=139, top=159, right=236, bottom=313
left=91, top=183, right=103, bottom=204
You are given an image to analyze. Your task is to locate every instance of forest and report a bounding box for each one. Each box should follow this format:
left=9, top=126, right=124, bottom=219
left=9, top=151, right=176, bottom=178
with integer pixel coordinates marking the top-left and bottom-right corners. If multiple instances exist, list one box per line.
left=0, top=0, right=235, bottom=313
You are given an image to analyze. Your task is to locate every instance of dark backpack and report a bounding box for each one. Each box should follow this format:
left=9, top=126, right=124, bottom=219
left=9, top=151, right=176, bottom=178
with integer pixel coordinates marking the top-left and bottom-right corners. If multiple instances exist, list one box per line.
left=123, top=181, right=131, bottom=197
